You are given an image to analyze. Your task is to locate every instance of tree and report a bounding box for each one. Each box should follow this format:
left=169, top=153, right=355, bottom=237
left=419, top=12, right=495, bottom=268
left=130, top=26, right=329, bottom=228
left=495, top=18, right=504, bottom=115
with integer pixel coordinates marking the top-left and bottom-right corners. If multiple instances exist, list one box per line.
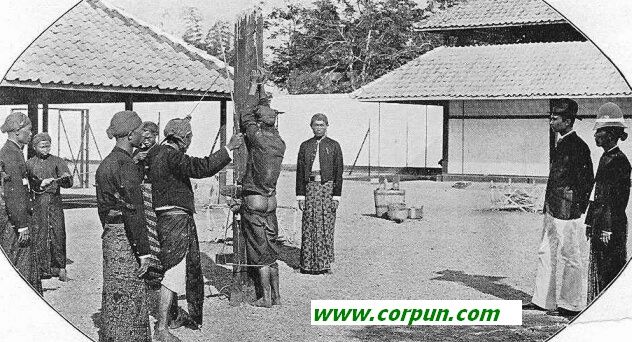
left=204, top=20, right=235, bottom=65
left=182, top=6, right=206, bottom=50
left=266, top=0, right=442, bottom=94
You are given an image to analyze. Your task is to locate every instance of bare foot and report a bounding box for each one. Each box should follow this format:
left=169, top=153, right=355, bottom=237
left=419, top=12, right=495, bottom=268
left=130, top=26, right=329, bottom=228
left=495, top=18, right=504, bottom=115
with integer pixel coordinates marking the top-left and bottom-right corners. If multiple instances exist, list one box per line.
left=250, top=297, right=272, bottom=308
left=58, top=269, right=68, bottom=282
left=272, top=296, right=282, bottom=306
left=154, top=329, right=181, bottom=342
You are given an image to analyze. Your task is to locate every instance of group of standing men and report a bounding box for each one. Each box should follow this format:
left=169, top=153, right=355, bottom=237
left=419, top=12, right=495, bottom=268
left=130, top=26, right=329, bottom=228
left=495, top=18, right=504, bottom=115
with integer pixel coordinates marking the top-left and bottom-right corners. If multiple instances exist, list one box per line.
left=0, top=112, right=73, bottom=296
left=524, top=98, right=631, bottom=318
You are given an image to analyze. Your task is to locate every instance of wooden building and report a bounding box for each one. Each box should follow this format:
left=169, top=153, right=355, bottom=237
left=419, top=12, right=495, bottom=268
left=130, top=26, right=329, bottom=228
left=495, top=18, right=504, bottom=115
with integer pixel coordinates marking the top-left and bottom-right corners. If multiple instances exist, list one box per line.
left=352, top=0, right=632, bottom=181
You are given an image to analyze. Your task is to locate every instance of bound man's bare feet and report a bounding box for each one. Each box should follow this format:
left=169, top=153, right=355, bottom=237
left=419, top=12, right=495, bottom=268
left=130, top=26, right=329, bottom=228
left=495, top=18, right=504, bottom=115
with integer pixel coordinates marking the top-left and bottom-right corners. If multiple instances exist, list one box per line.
left=250, top=297, right=272, bottom=308
left=154, top=328, right=181, bottom=342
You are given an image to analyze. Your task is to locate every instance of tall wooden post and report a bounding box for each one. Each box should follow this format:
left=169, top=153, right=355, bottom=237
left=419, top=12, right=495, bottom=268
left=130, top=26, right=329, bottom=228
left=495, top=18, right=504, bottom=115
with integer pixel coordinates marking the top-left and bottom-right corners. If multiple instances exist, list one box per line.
left=219, top=100, right=227, bottom=192
left=85, top=110, right=90, bottom=188
left=230, top=10, right=264, bottom=305
left=42, top=103, right=49, bottom=132
left=27, top=101, right=39, bottom=159
left=79, top=110, right=85, bottom=188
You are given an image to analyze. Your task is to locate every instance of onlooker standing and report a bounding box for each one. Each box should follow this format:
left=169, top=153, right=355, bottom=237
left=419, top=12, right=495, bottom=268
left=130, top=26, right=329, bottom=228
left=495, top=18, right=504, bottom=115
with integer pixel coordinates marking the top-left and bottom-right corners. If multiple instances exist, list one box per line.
left=96, top=110, right=154, bottom=342
left=586, top=102, right=631, bottom=302
left=296, top=113, right=343, bottom=274
left=26, top=132, right=73, bottom=281
left=0, top=112, right=42, bottom=294
left=523, top=98, right=594, bottom=318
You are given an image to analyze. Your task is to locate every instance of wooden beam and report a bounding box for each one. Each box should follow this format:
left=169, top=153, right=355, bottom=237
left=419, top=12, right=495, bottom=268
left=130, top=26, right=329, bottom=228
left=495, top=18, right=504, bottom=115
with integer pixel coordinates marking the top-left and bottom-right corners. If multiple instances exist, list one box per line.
left=219, top=100, right=227, bottom=192
left=441, top=101, right=450, bottom=175
left=27, top=101, right=38, bottom=159
left=125, top=96, right=133, bottom=110
left=42, top=103, right=49, bottom=132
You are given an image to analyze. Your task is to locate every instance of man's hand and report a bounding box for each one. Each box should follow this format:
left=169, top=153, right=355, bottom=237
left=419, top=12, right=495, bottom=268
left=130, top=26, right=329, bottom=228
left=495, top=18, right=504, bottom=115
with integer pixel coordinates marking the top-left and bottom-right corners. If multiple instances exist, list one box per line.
left=136, top=257, right=151, bottom=279
left=133, top=151, right=148, bottom=163
left=600, top=231, right=612, bottom=244
left=226, top=133, right=244, bottom=150
left=298, top=200, right=305, bottom=211
left=18, top=228, right=30, bottom=247
left=332, top=200, right=339, bottom=211
left=40, top=177, right=55, bottom=188
left=585, top=225, right=592, bottom=241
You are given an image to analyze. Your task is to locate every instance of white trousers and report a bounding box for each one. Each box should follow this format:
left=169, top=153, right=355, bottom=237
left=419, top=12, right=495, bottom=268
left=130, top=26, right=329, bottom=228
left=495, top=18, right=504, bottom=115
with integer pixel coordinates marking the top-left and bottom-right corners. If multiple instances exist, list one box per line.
left=531, top=213, right=589, bottom=311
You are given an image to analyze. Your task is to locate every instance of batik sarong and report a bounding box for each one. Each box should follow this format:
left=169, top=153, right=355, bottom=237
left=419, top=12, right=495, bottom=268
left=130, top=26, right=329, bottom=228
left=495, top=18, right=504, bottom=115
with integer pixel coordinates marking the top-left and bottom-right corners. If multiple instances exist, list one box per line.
left=241, top=206, right=279, bottom=266
left=156, top=211, right=204, bottom=326
left=587, top=230, right=628, bottom=302
left=141, top=183, right=160, bottom=256
left=0, top=191, right=42, bottom=294
left=33, top=192, right=66, bottom=276
left=300, top=181, right=336, bottom=272
left=101, top=222, right=150, bottom=342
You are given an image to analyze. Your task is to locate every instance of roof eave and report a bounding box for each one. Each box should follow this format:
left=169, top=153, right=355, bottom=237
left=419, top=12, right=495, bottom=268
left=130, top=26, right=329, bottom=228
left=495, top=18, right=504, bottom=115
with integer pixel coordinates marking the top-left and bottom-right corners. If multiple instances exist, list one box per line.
left=415, top=20, right=569, bottom=32
left=353, top=94, right=632, bottom=102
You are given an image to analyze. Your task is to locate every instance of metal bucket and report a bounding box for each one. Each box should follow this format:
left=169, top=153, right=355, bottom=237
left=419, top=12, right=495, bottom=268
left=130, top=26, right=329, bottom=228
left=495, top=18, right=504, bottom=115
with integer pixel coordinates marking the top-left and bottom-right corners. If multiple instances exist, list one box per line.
left=408, top=206, right=423, bottom=219
left=387, top=202, right=408, bottom=222
left=374, top=189, right=405, bottom=217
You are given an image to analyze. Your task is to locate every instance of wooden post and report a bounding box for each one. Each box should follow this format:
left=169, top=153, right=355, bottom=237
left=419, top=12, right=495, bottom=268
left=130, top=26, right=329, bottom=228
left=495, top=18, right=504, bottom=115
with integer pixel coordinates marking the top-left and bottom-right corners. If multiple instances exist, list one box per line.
left=442, top=101, right=450, bottom=177
left=230, top=10, right=263, bottom=305
left=79, top=110, right=85, bottom=188
left=85, top=110, right=90, bottom=188
left=42, top=103, right=49, bottom=132
left=27, top=101, right=38, bottom=159
left=219, top=100, right=227, bottom=194
left=549, top=99, right=555, bottom=166
left=125, top=96, right=133, bottom=111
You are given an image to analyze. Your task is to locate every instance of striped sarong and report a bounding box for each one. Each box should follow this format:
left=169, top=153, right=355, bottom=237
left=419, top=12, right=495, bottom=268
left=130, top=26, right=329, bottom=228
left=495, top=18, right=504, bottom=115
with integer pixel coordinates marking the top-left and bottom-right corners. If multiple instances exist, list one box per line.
left=141, top=183, right=160, bottom=256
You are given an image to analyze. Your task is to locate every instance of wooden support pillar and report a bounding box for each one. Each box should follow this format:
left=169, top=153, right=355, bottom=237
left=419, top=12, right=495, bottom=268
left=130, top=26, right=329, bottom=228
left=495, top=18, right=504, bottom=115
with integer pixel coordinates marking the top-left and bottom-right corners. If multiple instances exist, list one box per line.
left=42, top=103, right=49, bottom=132
left=125, top=96, right=133, bottom=111
left=441, top=101, right=450, bottom=177
left=85, top=110, right=90, bottom=188
left=549, top=99, right=555, bottom=166
left=219, top=100, right=227, bottom=191
left=27, top=101, right=39, bottom=159
left=79, top=110, right=85, bottom=188
left=230, top=11, right=263, bottom=306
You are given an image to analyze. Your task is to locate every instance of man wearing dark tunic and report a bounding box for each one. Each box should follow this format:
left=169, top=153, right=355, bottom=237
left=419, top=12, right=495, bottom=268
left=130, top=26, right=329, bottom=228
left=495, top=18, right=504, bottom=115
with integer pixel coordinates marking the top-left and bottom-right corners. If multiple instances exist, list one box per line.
left=296, top=113, right=344, bottom=274
left=523, top=98, right=594, bottom=318
left=96, top=110, right=155, bottom=342
left=0, top=112, right=42, bottom=294
left=240, top=97, right=285, bottom=307
left=27, top=132, right=73, bottom=281
left=586, top=102, right=631, bottom=302
left=148, top=117, right=242, bottom=342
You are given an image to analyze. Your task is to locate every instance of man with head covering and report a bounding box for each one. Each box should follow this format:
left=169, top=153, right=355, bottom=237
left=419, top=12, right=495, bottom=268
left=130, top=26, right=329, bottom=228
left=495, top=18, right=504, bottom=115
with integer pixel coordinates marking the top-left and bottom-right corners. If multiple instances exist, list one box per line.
left=0, top=112, right=42, bottom=294
left=296, top=113, right=343, bottom=274
left=96, top=110, right=157, bottom=342
left=523, top=98, right=594, bottom=318
left=586, top=102, right=631, bottom=302
left=240, top=95, right=285, bottom=307
left=148, top=116, right=242, bottom=341
left=26, top=132, right=73, bottom=281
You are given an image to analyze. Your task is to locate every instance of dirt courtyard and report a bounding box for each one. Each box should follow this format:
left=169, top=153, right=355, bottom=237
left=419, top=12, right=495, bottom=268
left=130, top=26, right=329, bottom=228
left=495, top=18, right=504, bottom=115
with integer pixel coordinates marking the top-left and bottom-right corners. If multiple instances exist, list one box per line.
left=40, top=171, right=615, bottom=342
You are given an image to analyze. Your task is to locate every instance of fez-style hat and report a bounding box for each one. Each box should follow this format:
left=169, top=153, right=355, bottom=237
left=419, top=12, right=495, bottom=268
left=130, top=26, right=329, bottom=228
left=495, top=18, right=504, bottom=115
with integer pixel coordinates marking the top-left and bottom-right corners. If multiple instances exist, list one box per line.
left=1, top=112, right=31, bottom=133
left=310, top=113, right=329, bottom=126
left=106, top=110, right=143, bottom=139
left=594, top=102, right=627, bottom=130
left=550, top=98, right=580, bottom=120
left=31, top=132, right=52, bottom=146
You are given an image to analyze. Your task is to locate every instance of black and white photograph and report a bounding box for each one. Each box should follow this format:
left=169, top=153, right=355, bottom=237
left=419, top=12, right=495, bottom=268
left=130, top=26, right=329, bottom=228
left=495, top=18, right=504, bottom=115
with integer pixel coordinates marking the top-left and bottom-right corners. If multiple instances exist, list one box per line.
left=1, top=0, right=632, bottom=341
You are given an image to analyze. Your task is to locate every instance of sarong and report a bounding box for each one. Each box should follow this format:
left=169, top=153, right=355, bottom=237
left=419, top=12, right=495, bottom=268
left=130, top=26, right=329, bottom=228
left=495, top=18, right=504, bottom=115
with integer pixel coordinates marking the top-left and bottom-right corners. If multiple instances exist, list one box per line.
left=241, top=206, right=279, bottom=266
left=156, top=212, right=204, bottom=326
left=101, top=222, right=150, bottom=342
left=587, top=231, right=627, bottom=302
left=0, top=194, right=42, bottom=294
left=300, top=181, right=336, bottom=272
left=141, top=183, right=161, bottom=256
left=33, top=192, right=66, bottom=275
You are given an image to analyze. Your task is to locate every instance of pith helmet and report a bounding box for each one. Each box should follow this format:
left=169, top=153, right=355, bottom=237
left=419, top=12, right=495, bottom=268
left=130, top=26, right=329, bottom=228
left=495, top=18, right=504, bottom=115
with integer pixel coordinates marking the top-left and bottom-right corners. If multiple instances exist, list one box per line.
left=594, top=102, right=627, bottom=130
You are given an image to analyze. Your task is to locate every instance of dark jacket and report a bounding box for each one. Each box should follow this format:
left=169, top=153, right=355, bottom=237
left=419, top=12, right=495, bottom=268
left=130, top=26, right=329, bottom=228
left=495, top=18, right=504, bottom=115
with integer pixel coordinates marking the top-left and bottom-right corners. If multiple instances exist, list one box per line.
left=26, top=154, right=73, bottom=195
left=586, top=147, right=630, bottom=240
left=296, top=136, right=343, bottom=197
left=148, top=144, right=231, bottom=213
left=241, top=107, right=285, bottom=197
left=0, top=140, right=36, bottom=229
left=544, top=131, right=594, bottom=220
left=95, top=147, right=150, bottom=257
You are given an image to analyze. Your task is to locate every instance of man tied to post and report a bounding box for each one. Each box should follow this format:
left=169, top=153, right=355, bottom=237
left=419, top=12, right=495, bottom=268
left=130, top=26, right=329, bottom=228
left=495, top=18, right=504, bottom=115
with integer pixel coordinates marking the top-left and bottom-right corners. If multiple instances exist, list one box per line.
left=0, top=112, right=42, bottom=294
left=240, top=95, right=286, bottom=307
left=523, top=98, right=594, bottom=318
left=148, top=116, right=242, bottom=342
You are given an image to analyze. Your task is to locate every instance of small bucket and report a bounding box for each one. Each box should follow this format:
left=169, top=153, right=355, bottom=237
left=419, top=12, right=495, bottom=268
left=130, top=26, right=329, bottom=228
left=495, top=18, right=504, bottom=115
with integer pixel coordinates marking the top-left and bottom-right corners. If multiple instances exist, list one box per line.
left=387, top=202, right=408, bottom=222
left=374, top=189, right=406, bottom=217
left=408, top=206, right=423, bottom=219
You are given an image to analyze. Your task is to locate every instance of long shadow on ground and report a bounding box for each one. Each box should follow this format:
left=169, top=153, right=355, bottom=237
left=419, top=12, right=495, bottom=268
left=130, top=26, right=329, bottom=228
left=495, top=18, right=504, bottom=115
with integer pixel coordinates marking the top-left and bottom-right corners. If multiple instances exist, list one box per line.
left=431, top=269, right=531, bottom=301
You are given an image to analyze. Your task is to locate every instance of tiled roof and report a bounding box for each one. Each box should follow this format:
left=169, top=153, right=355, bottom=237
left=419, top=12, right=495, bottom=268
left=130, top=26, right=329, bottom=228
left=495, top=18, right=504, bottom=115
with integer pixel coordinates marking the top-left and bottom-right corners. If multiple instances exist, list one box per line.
left=417, top=0, right=566, bottom=31
left=2, top=0, right=232, bottom=97
left=352, top=41, right=632, bottom=101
